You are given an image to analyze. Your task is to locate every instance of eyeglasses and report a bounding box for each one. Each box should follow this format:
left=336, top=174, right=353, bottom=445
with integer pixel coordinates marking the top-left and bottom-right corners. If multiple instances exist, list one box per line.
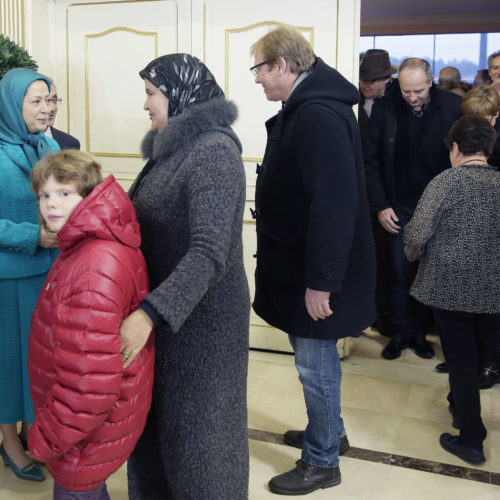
left=250, top=60, right=270, bottom=77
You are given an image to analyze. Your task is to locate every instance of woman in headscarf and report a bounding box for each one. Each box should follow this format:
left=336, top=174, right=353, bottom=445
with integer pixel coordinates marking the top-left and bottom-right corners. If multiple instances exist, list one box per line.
left=120, top=54, right=250, bottom=499
left=0, top=68, right=59, bottom=482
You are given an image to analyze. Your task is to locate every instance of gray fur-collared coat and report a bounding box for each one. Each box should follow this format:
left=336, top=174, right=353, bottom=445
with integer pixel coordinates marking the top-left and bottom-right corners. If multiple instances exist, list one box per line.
left=127, top=98, right=250, bottom=499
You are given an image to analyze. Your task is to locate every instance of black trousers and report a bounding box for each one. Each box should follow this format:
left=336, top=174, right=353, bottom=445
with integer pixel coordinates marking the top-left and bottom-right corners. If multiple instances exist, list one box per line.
left=433, top=307, right=500, bottom=447
left=384, top=206, right=432, bottom=340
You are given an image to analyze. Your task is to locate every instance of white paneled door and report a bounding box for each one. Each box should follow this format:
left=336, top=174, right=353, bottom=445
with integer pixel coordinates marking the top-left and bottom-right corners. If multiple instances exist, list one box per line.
left=66, top=0, right=184, bottom=188
left=58, top=0, right=360, bottom=354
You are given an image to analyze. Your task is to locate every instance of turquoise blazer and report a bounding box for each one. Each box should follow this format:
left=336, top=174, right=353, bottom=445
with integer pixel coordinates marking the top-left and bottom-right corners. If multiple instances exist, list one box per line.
left=0, top=138, right=60, bottom=279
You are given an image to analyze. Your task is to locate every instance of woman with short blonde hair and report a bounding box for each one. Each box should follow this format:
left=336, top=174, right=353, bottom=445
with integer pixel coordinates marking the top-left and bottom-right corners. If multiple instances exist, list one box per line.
left=461, top=85, right=499, bottom=122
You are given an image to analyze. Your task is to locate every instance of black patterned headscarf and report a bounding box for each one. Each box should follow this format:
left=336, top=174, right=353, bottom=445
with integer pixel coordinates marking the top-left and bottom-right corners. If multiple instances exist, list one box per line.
left=139, top=53, right=225, bottom=118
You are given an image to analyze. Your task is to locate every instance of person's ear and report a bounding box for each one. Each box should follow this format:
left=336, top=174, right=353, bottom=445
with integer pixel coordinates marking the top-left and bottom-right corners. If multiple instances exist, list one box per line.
left=276, top=57, right=288, bottom=74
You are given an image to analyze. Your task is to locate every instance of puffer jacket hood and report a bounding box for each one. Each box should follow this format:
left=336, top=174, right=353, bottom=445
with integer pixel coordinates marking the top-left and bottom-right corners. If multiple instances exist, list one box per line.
left=28, top=176, right=153, bottom=491
left=58, top=174, right=141, bottom=253
left=284, top=57, right=360, bottom=114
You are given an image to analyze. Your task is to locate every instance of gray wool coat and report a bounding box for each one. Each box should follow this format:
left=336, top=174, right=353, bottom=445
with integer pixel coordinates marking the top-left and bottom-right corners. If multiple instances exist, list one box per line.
left=404, top=164, right=500, bottom=314
left=127, top=98, right=250, bottom=500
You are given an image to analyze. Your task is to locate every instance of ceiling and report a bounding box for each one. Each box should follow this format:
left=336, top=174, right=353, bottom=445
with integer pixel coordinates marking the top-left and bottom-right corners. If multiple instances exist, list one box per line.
left=361, top=0, right=500, bottom=17
left=361, top=0, right=500, bottom=35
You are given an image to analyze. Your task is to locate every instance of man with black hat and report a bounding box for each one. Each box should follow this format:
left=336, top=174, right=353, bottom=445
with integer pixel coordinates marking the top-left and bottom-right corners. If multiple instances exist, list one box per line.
left=358, top=49, right=397, bottom=335
left=358, top=49, right=397, bottom=154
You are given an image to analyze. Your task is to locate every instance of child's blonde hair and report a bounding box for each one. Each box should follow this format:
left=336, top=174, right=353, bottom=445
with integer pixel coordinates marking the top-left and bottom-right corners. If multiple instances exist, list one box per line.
left=31, top=149, right=103, bottom=198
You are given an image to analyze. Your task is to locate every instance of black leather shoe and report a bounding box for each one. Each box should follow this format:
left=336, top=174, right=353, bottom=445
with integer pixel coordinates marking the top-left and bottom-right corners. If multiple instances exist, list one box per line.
left=382, top=337, right=406, bottom=360
left=283, top=431, right=350, bottom=455
left=411, top=336, right=435, bottom=359
left=434, top=362, right=448, bottom=373
left=439, top=433, right=485, bottom=465
left=269, top=459, right=341, bottom=495
left=478, top=367, right=500, bottom=390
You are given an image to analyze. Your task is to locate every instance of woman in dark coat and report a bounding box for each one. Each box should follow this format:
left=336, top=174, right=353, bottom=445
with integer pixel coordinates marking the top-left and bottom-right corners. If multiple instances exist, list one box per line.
left=120, top=54, right=250, bottom=500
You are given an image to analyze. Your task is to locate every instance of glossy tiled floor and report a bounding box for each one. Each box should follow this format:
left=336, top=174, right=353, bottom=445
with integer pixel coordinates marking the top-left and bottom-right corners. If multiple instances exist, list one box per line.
left=1, top=329, right=499, bottom=499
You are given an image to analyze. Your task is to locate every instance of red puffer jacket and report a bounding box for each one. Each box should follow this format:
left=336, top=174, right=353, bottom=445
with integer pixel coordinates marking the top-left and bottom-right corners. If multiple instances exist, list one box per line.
left=28, top=175, right=154, bottom=491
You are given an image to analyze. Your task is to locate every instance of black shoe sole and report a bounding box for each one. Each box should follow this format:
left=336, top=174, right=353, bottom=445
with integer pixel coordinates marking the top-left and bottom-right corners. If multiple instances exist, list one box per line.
left=381, top=348, right=402, bottom=360
left=414, top=350, right=435, bottom=359
left=434, top=366, right=448, bottom=374
left=269, top=476, right=341, bottom=495
left=439, top=434, right=485, bottom=465
left=478, top=377, right=499, bottom=390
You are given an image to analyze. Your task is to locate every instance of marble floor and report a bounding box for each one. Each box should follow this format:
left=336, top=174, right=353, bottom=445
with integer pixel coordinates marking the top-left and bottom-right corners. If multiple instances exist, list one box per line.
left=1, top=329, right=499, bottom=499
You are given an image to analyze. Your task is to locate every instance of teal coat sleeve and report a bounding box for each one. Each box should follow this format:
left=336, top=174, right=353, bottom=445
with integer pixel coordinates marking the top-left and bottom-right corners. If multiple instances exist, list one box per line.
left=0, top=140, right=59, bottom=278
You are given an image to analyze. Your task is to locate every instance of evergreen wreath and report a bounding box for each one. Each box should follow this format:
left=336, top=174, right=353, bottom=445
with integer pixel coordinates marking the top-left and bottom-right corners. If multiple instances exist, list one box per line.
left=0, top=34, right=38, bottom=80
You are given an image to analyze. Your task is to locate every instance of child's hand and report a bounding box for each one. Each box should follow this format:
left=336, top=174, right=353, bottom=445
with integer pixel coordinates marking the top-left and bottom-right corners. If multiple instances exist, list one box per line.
left=119, top=308, right=153, bottom=368
left=39, top=227, right=58, bottom=248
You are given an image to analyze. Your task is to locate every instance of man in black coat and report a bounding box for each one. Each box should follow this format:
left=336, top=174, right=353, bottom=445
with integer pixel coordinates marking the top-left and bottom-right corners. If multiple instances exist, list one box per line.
left=250, top=25, right=375, bottom=496
left=364, top=58, right=462, bottom=360
left=358, top=50, right=397, bottom=335
left=44, top=80, right=80, bottom=150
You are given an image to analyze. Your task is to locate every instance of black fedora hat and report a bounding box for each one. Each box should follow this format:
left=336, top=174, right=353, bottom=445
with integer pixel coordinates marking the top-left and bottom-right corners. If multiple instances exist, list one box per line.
left=359, top=49, right=397, bottom=81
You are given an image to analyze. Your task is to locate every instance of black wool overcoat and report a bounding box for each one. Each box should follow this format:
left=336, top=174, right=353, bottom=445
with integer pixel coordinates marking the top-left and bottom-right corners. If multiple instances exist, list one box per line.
left=253, top=58, right=376, bottom=340
left=363, top=85, right=462, bottom=213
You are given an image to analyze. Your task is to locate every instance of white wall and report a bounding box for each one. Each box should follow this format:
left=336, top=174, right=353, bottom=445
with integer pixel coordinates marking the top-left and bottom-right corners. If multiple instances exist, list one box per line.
left=20, top=0, right=361, bottom=354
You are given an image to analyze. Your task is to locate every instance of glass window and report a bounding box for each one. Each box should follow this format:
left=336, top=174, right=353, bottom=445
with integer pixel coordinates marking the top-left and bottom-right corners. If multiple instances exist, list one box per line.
left=361, top=32, right=500, bottom=83
left=360, top=36, right=375, bottom=56
left=434, top=33, right=480, bottom=82
left=487, top=33, right=500, bottom=57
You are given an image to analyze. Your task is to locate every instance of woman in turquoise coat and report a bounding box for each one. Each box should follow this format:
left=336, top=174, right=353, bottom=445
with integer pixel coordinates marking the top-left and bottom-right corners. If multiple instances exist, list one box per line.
left=0, top=68, right=59, bottom=482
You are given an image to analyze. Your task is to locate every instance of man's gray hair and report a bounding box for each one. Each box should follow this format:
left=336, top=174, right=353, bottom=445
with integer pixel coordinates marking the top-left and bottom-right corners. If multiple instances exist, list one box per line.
left=399, top=58, right=433, bottom=83
left=488, top=50, right=500, bottom=68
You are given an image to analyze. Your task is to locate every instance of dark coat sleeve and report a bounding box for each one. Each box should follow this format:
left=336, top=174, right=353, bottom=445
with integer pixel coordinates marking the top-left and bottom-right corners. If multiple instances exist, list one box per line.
left=363, top=100, right=393, bottom=213
left=294, top=105, right=359, bottom=293
left=142, top=137, right=245, bottom=333
left=488, top=123, right=500, bottom=169
left=51, top=127, right=81, bottom=150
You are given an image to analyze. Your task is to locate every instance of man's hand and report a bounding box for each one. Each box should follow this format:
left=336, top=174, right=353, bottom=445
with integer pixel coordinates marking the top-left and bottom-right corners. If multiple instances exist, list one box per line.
left=305, top=288, right=333, bottom=321
left=39, top=227, right=58, bottom=248
left=377, top=207, right=401, bottom=234
left=119, top=308, right=153, bottom=368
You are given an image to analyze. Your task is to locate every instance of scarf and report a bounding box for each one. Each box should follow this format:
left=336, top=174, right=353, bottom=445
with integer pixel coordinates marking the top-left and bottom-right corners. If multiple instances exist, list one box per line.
left=0, top=68, right=54, bottom=168
left=139, top=53, right=224, bottom=118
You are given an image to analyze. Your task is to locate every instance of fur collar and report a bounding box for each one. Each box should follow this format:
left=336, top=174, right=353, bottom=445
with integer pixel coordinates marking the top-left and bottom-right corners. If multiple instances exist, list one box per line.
left=141, top=98, right=241, bottom=161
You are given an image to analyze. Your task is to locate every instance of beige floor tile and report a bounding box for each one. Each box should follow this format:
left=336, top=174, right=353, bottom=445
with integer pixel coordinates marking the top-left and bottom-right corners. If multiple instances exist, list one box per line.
left=249, top=440, right=500, bottom=500
left=2, top=334, right=499, bottom=499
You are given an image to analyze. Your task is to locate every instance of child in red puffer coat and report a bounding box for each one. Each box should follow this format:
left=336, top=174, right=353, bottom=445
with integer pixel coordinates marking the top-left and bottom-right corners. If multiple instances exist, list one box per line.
left=28, top=150, right=154, bottom=500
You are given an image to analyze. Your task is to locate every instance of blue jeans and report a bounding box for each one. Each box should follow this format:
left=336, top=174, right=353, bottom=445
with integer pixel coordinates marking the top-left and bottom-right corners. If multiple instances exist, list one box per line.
left=289, top=335, right=346, bottom=468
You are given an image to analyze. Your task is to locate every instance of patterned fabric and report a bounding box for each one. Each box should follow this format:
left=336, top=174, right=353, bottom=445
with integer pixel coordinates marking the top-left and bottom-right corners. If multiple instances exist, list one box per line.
left=404, top=164, right=500, bottom=313
left=139, top=53, right=224, bottom=117
left=0, top=68, right=53, bottom=167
